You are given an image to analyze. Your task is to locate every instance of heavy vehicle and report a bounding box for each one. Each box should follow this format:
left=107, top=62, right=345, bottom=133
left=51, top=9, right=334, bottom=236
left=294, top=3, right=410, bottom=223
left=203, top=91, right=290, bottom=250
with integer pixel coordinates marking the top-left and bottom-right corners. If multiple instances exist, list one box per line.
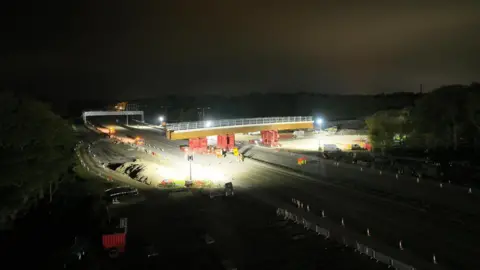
left=102, top=217, right=128, bottom=258
left=126, top=134, right=145, bottom=145
left=207, top=182, right=234, bottom=198
left=114, top=102, right=127, bottom=111
left=179, top=145, right=189, bottom=152
left=293, top=130, right=305, bottom=139
left=224, top=182, right=234, bottom=196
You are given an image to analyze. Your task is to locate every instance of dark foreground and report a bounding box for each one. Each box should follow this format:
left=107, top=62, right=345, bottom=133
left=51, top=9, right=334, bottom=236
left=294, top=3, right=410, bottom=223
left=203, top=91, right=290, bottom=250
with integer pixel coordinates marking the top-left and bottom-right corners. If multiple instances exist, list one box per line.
left=0, top=169, right=387, bottom=270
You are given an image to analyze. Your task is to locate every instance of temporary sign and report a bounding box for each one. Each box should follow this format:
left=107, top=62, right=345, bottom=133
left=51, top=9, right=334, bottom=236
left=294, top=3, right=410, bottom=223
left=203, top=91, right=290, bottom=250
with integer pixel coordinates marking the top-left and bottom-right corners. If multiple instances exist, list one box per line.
left=297, top=157, right=307, bottom=165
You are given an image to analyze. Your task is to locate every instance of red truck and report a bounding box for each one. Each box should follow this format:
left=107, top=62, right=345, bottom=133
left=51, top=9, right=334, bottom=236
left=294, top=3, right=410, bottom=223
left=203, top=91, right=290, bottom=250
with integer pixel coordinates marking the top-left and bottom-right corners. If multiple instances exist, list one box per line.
left=102, top=217, right=128, bottom=258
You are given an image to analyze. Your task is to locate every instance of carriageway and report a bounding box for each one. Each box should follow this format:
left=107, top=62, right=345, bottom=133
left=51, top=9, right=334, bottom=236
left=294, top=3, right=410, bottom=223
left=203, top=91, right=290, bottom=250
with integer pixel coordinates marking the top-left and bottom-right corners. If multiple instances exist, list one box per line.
left=165, top=116, right=314, bottom=151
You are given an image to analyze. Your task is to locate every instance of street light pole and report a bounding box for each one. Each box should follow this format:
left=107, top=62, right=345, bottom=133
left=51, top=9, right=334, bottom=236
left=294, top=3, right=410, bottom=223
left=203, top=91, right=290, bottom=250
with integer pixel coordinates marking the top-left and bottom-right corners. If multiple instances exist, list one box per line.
left=197, top=107, right=211, bottom=121
left=189, top=160, right=192, bottom=182
left=187, top=153, right=193, bottom=186
left=159, top=105, right=171, bottom=121
left=316, top=118, right=324, bottom=130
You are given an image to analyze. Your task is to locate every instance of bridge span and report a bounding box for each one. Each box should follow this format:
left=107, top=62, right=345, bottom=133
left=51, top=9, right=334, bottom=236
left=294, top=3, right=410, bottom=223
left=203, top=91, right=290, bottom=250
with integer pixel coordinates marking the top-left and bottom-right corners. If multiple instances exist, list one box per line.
left=166, top=116, right=313, bottom=140
left=165, top=116, right=313, bottom=151
left=82, top=110, right=144, bottom=125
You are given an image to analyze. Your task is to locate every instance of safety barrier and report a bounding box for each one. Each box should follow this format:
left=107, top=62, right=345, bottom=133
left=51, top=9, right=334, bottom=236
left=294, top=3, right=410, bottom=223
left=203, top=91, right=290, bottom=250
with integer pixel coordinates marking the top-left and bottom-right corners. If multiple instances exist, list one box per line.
left=275, top=208, right=416, bottom=270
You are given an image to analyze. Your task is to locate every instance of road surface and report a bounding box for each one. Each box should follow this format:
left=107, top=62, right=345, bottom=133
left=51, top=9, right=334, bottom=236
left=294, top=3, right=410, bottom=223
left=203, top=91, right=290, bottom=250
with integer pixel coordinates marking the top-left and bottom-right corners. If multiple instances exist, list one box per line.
left=89, top=121, right=480, bottom=269
left=76, top=124, right=388, bottom=269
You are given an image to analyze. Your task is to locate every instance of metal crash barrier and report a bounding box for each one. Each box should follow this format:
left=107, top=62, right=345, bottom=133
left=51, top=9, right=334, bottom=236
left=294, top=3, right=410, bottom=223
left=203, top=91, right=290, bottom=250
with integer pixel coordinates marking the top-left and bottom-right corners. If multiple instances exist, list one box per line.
left=275, top=208, right=416, bottom=270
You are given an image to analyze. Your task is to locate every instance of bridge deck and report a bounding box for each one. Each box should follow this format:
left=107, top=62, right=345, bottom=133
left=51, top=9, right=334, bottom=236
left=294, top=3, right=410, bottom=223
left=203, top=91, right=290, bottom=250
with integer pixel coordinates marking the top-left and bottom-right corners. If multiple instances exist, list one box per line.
left=166, top=116, right=314, bottom=140
left=167, top=116, right=313, bottom=131
left=82, top=110, right=144, bottom=123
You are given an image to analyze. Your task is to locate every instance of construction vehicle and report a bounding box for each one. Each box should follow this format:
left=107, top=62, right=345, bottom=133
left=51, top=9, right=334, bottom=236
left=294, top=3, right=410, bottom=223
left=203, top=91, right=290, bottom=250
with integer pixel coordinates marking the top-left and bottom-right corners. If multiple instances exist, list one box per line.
left=293, top=130, right=305, bottom=139
left=321, top=144, right=340, bottom=152
left=126, top=135, right=145, bottom=145
left=102, top=217, right=128, bottom=258
left=114, top=102, right=127, bottom=111
left=207, top=182, right=234, bottom=198
left=135, top=137, right=145, bottom=146
left=224, top=182, right=234, bottom=196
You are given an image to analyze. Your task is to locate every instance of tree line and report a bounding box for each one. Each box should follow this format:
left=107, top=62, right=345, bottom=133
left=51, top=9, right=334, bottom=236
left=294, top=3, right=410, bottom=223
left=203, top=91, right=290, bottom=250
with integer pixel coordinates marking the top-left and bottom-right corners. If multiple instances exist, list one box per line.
left=0, top=92, right=76, bottom=228
left=134, top=92, right=422, bottom=123
left=366, top=83, right=480, bottom=154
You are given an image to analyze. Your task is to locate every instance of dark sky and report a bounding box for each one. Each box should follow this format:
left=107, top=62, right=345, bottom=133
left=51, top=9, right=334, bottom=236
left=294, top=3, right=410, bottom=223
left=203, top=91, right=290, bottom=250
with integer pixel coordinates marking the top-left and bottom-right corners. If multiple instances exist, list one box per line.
left=2, top=1, right=480, bottom=99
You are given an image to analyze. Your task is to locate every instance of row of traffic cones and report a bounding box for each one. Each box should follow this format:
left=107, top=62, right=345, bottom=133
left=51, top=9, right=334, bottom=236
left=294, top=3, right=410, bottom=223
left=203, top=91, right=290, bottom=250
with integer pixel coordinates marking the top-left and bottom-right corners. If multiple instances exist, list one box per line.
left=292, top=198, right=310, bottom=211
left=290, top=198, right=442, bottom=265
left=284, top=202, right=438, bottom=264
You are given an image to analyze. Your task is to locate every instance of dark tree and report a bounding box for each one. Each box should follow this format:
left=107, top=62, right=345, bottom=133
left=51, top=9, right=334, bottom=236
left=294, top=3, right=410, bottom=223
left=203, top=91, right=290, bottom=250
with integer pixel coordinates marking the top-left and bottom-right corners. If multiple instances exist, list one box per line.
left=0, top=91, right=75, bottom=225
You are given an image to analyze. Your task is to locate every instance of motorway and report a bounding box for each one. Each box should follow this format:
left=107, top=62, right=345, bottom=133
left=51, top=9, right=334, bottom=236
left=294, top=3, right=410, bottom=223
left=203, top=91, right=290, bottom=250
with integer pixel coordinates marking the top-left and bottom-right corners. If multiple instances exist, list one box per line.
left=76, top=123, right=387, bottom=269
left=87, top=121, right=479, bottom=269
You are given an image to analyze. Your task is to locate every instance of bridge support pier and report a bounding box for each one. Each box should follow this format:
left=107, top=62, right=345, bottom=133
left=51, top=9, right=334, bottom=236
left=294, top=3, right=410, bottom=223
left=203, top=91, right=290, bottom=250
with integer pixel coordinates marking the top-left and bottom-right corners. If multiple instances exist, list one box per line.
left=261, top=130, right=279, bottom=147
left=189, top=137, right=208, bottom=153
left=217, top=134, right=235, bottom=151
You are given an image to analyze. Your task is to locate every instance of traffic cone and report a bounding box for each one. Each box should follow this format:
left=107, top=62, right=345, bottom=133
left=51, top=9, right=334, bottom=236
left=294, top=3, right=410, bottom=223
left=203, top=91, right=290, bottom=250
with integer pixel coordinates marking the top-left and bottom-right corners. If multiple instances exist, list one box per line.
left=399, top=240, right=404, bottom=250
left=433, top=254, right=437, bottom=264
left=366, top=228, right=370, bottom=236
left=341, top=218, right=345, bottom=227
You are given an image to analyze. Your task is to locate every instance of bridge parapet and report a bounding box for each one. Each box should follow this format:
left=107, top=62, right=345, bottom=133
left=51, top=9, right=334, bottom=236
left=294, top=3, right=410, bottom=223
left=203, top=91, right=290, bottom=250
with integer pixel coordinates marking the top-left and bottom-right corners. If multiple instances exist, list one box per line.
left=167, top=116, right=313, bottom=131
left=81, top=110, right=144, bottom=123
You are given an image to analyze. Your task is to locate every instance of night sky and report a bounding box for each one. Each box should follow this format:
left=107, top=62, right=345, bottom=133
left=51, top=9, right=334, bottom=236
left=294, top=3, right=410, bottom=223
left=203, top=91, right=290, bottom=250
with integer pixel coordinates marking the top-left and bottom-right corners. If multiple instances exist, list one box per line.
left=2, top=1, right=479, bottom=100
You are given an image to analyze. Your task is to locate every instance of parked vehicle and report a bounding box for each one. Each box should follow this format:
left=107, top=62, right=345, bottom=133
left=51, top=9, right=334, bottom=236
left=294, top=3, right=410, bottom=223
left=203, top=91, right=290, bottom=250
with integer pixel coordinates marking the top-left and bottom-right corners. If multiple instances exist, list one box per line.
left=104, top=186, right=139, bottom=203
left=224, top=182, right=234, bottom=196
left=205, top=182, right=235, bottom=198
